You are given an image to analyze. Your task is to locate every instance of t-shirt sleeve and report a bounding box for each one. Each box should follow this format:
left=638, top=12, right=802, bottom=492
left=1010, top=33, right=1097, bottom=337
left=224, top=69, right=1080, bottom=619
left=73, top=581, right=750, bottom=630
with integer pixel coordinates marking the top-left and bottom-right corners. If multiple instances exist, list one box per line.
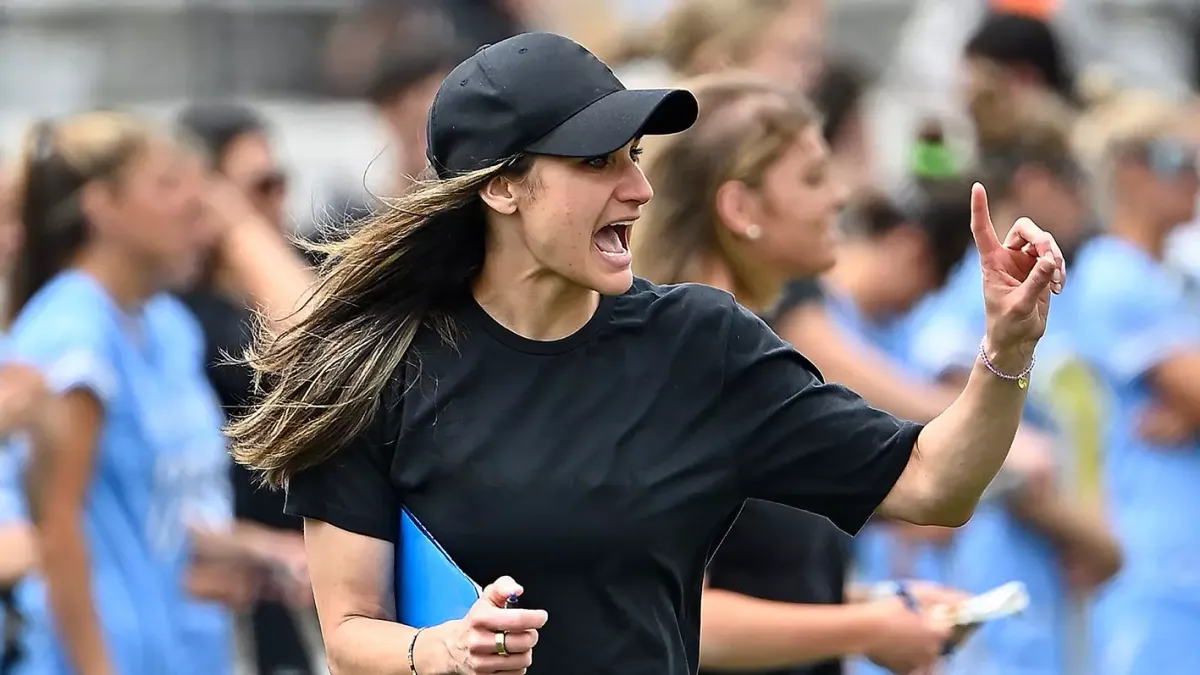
left=283, top=381, right=402, bottom=543
left=13, top=311, right=117, bottom=405
left=715, top=300, right=920, bottom=535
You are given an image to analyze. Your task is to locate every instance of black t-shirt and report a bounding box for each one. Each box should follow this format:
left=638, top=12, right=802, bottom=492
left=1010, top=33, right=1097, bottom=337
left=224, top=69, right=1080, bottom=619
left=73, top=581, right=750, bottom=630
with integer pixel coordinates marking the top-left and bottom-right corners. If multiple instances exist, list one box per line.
left=702, top=277, right=849, bottom=675
left=180, top=289, right=300, bottom=531
left=284, top=278, right=920, bottom=675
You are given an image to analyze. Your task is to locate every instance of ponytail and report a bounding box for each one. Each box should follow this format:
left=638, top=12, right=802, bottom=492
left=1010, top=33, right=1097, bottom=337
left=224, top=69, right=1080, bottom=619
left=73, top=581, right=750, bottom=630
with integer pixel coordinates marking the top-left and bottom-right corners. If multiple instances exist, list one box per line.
left=227, top=156, right=532, bottom=488
left=9, top=123, right=88, bottom=324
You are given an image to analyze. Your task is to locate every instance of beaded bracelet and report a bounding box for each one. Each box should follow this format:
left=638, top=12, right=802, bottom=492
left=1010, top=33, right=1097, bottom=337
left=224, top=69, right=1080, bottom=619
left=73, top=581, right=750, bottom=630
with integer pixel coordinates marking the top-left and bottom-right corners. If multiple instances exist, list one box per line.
left=978, top=338, right=1035, bottom=389
left=408, top=627, right=426, bottom=675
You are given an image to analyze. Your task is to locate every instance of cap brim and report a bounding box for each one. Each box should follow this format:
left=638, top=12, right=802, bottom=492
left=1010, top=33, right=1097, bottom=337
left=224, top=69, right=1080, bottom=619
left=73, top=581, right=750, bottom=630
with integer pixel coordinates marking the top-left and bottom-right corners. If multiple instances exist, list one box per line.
left=525, top=88, right=698, bottom=159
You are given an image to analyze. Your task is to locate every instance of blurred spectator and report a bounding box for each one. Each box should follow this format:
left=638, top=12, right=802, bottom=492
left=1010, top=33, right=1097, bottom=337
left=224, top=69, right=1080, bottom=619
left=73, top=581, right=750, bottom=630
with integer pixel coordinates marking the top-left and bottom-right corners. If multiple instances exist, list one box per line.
left=1070, top=87, right=1200, bottom=674
left=366, top=39, right=465, bottom=196
left=811, top=58, right=875, bottom=199
left=906, top=70, right=1121, bottom=675
left=964, top=11, right=1078, bottom=107
left=176, top=102, right=317, bottom=675
left=636, top=72, right=960, bottom=675
left=4, top=111, right=230, bottom=675
left=610, top=0, right=826, bottom=91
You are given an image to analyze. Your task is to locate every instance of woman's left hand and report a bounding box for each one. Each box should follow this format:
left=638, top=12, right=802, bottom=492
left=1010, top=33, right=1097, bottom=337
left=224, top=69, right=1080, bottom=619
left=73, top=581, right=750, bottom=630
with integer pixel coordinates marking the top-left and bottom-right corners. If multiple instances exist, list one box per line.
left=970, top=183, right=1066, bottom=369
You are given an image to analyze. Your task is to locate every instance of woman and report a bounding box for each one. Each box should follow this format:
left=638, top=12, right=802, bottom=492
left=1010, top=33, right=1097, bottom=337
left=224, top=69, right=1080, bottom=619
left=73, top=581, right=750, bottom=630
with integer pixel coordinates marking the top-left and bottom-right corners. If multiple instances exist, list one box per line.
left=634, top=73, right=963, bottom=675
left=609, top=0, right=826, bottom=91
left=2, top=111, right=309, bottom=675
left=905, top=79, right=1121, bottom=675
left=1069, top=89, right=1200, bottom=674
left=228, top=32, right=1065, bottom=675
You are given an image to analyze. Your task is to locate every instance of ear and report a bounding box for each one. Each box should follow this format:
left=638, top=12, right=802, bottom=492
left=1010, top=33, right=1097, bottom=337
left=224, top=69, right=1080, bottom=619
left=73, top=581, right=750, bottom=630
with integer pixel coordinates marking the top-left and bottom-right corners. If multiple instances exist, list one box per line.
left=478, top=173, right=520, bottom=216
left=713, top=179, right=760, bottom=238
left=78, top=181, right=118, bottom=231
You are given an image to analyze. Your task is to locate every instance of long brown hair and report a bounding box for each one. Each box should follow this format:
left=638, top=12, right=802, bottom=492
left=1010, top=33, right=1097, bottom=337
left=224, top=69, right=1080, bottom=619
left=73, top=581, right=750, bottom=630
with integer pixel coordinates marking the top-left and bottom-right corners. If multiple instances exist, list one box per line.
left=633, top=71, right=817, bottom=301
left=226, top=157, right=531, bottom=488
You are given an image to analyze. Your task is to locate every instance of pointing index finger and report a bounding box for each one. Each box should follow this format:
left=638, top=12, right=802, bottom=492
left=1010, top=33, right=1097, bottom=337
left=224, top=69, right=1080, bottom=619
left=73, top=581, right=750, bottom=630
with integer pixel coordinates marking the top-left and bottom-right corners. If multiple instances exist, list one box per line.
left=970, top=183, right=1002, bottom=256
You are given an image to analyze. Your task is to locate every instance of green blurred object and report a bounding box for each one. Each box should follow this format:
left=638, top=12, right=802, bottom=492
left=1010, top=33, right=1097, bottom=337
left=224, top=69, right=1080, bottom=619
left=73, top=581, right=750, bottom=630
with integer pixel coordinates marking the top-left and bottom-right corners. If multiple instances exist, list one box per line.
left=912, top=140, right=958, bottom=179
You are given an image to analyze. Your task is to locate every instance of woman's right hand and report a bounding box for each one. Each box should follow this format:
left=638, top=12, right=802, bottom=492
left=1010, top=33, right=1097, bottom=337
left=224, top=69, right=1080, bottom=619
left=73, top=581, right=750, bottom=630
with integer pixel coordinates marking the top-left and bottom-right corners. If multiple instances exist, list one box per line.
left=427, top=576, right=548, bottom=674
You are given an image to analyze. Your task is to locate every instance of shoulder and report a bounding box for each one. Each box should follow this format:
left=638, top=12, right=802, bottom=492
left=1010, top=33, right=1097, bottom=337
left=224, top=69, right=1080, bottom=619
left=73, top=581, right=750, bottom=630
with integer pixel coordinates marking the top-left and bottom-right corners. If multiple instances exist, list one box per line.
left=9, top=273, right=114, bottom=359
left=1072, top=237, right=1173, bottom=311
left=616, top=277, right=739, bottom=325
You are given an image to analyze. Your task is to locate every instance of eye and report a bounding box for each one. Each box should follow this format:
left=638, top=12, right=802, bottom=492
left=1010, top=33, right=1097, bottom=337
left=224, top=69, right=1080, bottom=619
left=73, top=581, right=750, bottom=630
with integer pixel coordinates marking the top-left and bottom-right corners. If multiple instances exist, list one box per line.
left=583, top=155, right=610, bottom=170
left=630, top=146, right=644, bottom=163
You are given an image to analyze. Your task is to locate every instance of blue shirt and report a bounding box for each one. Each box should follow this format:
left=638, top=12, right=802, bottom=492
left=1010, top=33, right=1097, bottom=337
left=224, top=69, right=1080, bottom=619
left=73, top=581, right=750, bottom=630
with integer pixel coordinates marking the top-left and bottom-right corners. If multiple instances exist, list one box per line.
left=1069, top=235, right=1200, bottom=674
left=8, top=271, right=230, bottom=675
left=905, top=252, right=1071, bottom=675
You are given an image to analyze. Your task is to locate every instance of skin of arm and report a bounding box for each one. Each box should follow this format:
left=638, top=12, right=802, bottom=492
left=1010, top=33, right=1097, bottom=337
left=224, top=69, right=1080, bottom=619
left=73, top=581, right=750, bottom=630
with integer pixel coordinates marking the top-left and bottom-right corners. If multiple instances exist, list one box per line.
left=208, top=180, right=316, bottom=331
left=0, top=522, right=36, bottom=585
left=776, top=303, right=959, bottom=424
left=700, top=588, right=886, bottom=668
left=35, top=390, right=113, bottom=675
left=1149, top=352, right=1200, bottom=427
left=305, top=519, right=444, bottom=675
left=937, top=366, right=1123, bottom=587
left=879, top=350, right=1033, bottom=527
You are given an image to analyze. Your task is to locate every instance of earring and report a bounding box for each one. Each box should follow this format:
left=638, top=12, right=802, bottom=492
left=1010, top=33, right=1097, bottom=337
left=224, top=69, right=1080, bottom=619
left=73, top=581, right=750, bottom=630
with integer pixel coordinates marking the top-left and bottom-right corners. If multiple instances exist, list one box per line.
left=745, top=224, right=762, bottom=240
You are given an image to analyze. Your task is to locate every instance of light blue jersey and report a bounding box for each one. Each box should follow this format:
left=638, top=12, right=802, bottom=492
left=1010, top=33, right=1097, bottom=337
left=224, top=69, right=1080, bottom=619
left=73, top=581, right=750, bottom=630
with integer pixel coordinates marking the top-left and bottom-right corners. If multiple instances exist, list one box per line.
left=1071, top=235, right=1200, bottom=675
left=0, top=440, right=27, bottom=651
left=825, top=291, right=955, bottom=675
left=904, top=252, right=1070, bottom=675
left=7, top=271, right=230, bottom=675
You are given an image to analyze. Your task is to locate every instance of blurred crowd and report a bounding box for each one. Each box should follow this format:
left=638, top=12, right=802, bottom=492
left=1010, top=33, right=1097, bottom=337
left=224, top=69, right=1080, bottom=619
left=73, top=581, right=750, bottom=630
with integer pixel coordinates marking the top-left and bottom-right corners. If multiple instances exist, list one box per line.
left=0, top=0, right=1199, bottom=674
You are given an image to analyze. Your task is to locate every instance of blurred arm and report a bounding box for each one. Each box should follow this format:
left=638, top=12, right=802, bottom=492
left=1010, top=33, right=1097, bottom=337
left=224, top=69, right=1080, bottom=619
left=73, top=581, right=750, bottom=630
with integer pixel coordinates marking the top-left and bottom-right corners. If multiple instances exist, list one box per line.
left=700, top=587, right=883, bottom=669
left=36, top=390, right=113, bottom=675
left=776, top=303, right=958, bottom=424
left=1148, top=351, right=1200, bottom=426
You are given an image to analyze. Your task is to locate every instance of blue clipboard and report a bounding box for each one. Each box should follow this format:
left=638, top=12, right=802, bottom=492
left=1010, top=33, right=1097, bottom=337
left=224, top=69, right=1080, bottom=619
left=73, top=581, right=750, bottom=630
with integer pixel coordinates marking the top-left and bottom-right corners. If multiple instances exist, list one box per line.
left=397, top=507, right=482, bottom=627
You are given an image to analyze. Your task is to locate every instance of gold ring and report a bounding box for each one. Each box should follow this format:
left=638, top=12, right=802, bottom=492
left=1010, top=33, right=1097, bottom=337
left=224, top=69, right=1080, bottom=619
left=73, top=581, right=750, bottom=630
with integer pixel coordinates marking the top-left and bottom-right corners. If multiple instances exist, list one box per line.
left=494, top=631, right=508, bottom=656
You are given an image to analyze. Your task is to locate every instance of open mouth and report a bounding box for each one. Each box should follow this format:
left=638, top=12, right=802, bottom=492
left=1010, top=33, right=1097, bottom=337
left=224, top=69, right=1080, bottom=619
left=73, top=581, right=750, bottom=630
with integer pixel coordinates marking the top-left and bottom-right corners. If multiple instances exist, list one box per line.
left=593, top=222, right=632, bottom=256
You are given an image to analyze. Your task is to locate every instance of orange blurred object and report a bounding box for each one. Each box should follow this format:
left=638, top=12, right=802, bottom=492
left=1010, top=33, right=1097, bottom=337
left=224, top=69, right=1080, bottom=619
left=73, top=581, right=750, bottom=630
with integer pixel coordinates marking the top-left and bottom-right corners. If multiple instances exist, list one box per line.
left=991, top=0, right=1057, bottom=19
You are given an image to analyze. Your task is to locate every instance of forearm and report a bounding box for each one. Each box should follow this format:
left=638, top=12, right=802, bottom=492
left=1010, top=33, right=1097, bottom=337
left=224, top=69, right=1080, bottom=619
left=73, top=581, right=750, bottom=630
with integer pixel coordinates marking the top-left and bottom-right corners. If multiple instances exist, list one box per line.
left=700, top=588, right=881, bottom=670
left=1008, top=490, right=1122, bottom=584
left=0, top=523, right=37, bottom=585
left=41, top=522, right=112, bottom=675
left=218, top=219, right=315, bottom=330
left=327, top=615, right=453, bottom=675
left=910, top=351, right=1031, bottom=525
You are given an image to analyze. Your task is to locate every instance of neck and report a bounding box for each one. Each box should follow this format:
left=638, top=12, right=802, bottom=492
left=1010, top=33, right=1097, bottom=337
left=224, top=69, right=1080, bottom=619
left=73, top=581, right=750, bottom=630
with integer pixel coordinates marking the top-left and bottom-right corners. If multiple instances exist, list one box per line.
left=1108, top=204, right=1168, bottom=260
left=693, top=253, right=782, bottom=315
left=73, top=246, right=157, bottom=310
left=825, top=248, right=893, bottom=319
left=473, top=254, right=601, bottom=341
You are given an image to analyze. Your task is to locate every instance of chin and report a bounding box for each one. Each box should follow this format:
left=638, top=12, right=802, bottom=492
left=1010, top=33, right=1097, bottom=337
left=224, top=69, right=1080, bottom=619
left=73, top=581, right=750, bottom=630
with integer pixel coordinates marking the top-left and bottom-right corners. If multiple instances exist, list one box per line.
left=590, top=269, right=634, bottom=295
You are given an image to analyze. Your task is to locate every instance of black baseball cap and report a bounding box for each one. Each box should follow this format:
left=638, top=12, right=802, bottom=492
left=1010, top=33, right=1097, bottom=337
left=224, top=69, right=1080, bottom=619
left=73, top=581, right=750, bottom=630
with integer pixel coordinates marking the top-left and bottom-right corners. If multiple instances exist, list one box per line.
left=425, top=32, right=699, bottom=178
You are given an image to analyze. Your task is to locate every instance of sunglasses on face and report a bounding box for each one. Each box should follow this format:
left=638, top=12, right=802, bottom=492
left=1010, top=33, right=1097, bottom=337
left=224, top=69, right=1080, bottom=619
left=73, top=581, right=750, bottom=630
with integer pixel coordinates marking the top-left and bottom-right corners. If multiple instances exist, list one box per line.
left=1136, top=139, right=1199, bottom=179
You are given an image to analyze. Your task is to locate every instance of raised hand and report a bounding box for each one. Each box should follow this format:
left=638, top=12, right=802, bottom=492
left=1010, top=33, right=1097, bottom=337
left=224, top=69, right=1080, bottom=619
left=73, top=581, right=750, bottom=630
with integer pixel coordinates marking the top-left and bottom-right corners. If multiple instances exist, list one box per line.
left=430, top=576, right=548, bottom=674
left=969, top=183, right=1066, bottom=372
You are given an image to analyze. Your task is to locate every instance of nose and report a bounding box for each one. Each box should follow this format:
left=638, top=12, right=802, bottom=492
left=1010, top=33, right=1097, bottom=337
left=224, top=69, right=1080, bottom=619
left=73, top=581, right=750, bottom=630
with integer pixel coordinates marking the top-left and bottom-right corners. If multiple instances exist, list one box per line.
left=618, top=163, right=654, bottom=207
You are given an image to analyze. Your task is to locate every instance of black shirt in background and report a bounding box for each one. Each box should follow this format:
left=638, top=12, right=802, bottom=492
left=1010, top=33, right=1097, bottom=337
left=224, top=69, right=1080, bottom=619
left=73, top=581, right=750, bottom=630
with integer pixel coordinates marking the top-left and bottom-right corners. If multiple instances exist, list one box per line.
left=702, top=278, right=849, bottom=675
left=285, top=278, right=919, bottom=675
